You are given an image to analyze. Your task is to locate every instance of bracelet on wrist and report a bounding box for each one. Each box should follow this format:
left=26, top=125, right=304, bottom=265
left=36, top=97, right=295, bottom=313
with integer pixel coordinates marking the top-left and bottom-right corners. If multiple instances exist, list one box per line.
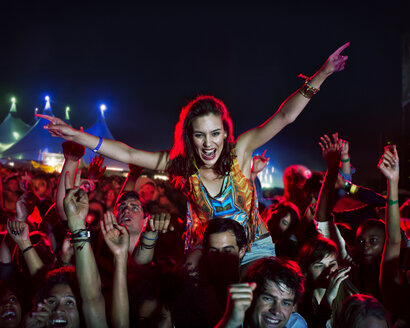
left=69, top=229, right=90, bottom=240
left=92, top=136, right=103, bottom=153
left=387, top=199, right=399, bottom=206
left=142, top=233, right=159, bottom=241
left=70, top=238, right=90, bottom=250
left=90, top=136, right=103, bottom=162
left=349, top=184, right=358, bottom=194
left=344, top=181, right=358, bottom=194
left=68, top=229, right=91, bottom=250
left=22, top=245, right=33, bottom=254
left=343, top=181, right=350, bottom=190
left=341, top=158, right=350, bottom=163
left=298, top=74, right=320, bottom=98
left=139, top=241, right=156, bottom=249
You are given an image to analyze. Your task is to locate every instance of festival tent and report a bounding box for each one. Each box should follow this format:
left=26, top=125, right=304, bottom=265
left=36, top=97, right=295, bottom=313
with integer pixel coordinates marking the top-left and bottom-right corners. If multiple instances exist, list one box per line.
left=0, top=98, right=65, bottom=161
left=0, top=99, right=31, bottom=152
left=83, top=106, right=128, bottom=171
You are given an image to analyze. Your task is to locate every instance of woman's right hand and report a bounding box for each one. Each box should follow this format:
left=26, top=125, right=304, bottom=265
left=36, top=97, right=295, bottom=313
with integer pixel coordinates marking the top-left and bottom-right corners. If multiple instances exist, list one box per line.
left=23, top=300, right=51, bottom=328
left=323, top=266, right=351, bottom=308
left=36, top=114, right=77, bottom=140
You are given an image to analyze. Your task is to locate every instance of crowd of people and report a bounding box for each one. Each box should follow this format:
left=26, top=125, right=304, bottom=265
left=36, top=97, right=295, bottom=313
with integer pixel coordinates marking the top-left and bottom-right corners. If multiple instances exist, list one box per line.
left=0, top=42, right=409, bottom=328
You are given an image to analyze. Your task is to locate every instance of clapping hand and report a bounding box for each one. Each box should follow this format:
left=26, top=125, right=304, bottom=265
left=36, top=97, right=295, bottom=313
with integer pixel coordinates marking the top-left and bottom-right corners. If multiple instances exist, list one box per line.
left=377, top=145, right=399, bottom=183
left=319, top=133, right=342, bottom=169
left=88, top=154, right=106, bottom=181
left=62, top=140, right=85, bottom=162
left=63, top=171, right=89, bottom=231
left=148, top=213, right=174, bottom=234
left=101, top=211, right=129, bottom=259
left=251, top=149, right=270, bottom=176
left=7, top=220, right=31, bottom=249
left=218, top=283, right=257, bottom=327
left=24, top=300, right=52, bottom=328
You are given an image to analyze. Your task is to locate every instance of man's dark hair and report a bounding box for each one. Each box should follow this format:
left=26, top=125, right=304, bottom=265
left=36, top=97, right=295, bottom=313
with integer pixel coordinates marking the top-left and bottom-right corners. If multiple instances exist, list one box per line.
left=243, top=257, right=305, bottom=304
left=202, top=218, right=247, bottom=251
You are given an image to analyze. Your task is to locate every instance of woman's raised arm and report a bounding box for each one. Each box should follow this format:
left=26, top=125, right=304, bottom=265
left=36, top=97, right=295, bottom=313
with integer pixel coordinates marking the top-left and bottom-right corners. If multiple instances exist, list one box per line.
left=37, top=114, right=169, bottom=171
left=237, top=42, right=350, bottom=159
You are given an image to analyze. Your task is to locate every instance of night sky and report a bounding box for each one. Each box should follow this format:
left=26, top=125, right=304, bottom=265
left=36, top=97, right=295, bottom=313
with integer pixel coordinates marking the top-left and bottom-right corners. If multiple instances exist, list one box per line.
left=0, top=1, right=407, bottom=190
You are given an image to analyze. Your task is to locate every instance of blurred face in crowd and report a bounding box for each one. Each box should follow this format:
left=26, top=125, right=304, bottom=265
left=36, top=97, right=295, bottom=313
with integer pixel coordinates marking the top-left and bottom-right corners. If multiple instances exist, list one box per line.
left=105, top=188, right=116, bottom=203
left=308, top=252, right=338, bottom=288
left=358, top=316, right=388, bottom=328
left=267, top=212, right=291, bottom=240
left=138, top=299, right=172, bottom=328
left=191, top=113, right=226, bottom=169
left=5, top=179, right=19, bottom=193
left=115, top=197, right=146, bottom=235
left=138, top=183, right=156, bottom=202
left=0, top=289, right=21, bottom=328
left=249, top=280, right=296, bottom=328
left=33, top=178, right=48, bottom=198
left=86, top=201, right=105, bottom=228
left=356, top=224, right=385, bottom=265
left=47, top=284, right=80, bottom=328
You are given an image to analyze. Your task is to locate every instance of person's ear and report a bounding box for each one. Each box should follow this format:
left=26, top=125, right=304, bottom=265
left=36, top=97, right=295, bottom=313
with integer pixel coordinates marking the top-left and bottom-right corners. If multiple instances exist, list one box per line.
left=239, top=247, right=246, bottom=260
left=224, top=132, right=227, bottom=139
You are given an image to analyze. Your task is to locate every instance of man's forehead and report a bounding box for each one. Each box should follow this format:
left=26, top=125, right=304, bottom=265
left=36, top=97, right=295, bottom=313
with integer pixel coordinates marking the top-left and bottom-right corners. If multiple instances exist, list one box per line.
left=263, top=280, right=295, bottom=300
left=208, top=230, right=238, bottom=246
left=117, top=197, right=142, bottom=207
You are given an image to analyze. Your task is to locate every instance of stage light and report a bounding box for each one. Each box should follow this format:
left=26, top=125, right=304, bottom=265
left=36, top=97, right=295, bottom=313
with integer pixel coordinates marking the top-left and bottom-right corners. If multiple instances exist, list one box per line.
left=45, top=95, right=50, bottom=102
left=11, top=97, right=16, bottom=104
left=100, top=104, right=107, bottom=111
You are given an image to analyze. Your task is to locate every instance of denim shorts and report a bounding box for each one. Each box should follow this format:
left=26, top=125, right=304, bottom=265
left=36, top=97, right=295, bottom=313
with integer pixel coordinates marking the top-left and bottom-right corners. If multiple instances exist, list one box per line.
left=241, top=234, right=276, bottom=266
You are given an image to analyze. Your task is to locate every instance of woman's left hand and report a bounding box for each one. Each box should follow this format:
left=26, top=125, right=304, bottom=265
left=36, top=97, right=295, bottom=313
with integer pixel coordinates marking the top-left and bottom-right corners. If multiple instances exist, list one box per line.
left=320, top=42, right=350, bottom=76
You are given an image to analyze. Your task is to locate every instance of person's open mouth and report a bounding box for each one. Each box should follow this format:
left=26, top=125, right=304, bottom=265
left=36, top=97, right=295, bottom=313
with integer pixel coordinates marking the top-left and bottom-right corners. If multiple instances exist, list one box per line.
left=202, top=149, right=216, bottom=161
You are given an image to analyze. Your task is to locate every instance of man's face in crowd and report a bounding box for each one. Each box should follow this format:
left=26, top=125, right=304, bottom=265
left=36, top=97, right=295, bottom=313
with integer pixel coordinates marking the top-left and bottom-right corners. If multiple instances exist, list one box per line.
left=205, top=230, right=245, bottom=284
left=206, top=230, right=246, bottom=259
left=115, top=197, right=146, bottom=235
left=138, top=183, right=156, bottom=202
left=249, top=280, right=296, bottom=328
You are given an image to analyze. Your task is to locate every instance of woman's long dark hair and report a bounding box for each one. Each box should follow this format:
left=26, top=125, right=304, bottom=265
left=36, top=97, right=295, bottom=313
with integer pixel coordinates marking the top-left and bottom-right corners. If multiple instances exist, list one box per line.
left=167, top=95, right=235, bottom=188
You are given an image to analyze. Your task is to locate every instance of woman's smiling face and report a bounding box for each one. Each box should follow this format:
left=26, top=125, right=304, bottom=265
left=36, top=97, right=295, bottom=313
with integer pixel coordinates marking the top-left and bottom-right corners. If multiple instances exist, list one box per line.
left=192, top=113, right=226, bottom=169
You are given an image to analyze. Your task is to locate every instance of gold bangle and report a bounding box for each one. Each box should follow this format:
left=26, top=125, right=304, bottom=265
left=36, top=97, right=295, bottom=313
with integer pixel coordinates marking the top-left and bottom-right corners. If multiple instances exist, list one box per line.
left=349, top=184, right=358, bottom=194
left=298, top=73, right=320, bottom=99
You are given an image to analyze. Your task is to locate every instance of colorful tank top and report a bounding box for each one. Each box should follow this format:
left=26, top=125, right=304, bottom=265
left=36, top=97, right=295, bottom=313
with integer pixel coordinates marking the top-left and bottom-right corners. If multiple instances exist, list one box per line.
left=185, top=152, right=262, bottom=250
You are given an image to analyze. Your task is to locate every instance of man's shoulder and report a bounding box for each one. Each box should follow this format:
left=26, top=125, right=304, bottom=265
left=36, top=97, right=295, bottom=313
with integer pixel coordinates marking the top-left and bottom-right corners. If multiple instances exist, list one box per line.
left=286, top=312, right=308, bottom=328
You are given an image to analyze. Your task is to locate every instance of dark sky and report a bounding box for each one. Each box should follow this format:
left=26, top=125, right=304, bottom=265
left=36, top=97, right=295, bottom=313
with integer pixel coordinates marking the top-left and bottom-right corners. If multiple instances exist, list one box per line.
left=0, top=1, right=406, bottom=189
